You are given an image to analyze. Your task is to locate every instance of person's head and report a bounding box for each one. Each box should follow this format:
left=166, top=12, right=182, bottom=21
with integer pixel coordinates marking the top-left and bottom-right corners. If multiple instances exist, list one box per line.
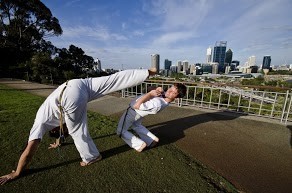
left=164, top=83, right=186, bottom=101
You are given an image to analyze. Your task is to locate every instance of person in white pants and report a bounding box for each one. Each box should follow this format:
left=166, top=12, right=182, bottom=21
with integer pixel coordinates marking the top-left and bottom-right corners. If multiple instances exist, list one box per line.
left=116, top=83, right=186, bottom=152
left=0, top=68, right=156, bottom=185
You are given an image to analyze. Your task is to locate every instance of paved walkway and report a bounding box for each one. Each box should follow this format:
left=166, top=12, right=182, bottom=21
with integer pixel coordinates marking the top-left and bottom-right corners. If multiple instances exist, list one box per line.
left=1, top=79, right=292, bottom=193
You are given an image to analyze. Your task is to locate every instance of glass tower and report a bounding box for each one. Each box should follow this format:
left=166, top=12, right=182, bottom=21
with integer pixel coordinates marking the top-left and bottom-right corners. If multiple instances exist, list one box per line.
left=262, top=56, right=271, bottom=69
left=164, top=59, right=172, bottom=70
left=212, top=41, right=227, bottom=73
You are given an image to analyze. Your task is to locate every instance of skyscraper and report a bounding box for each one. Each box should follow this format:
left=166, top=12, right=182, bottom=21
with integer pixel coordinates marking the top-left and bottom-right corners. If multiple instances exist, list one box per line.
left=182, top=60, right=189, bottom=74
left=212, top=41, right=227, bottom=73
left=93, top=58, right=102, bottom=72
left=206, top=46, right=212, bottom=63
left=151, top=54, right=160, bottom=72
left=164, top=59, right=172, bottom=70
left=177, top=60, right=182, bottom=73
left=247, top=56, right=256, bottom=67
left=262, top=56, right=271, bottom=70
left=225, top=49, right=233, bottom=66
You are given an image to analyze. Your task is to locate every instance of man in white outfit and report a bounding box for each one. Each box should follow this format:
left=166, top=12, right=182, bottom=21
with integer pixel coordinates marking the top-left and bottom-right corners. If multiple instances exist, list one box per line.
left=0, top=68, right=156, bottom=185
left=116, top=83, right=186, bottom=152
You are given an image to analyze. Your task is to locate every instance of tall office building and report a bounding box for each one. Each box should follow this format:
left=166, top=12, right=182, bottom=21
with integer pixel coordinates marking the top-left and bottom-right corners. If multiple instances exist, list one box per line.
left=93, top=58, right=102, bottom=72
left=262, top=56, right=271, bottom=69
left=247, top=56, right=256, bottom=67
left=225, top=49, right=233, bottom=66
left=212, top=41, right=227, bottom=73
left=151, top=54, right=160, bottom=72
left=182, top=60, right=189, bottom=74
left=177, top=60, right=182, bottom=73
left=206, top=46, right=212, bottom=63
left=164, top=59, right=172, bottom=70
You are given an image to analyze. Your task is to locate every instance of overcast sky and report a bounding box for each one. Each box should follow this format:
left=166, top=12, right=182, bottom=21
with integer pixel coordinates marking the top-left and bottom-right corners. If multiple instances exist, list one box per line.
left=42, top=0, right=292, bottom=70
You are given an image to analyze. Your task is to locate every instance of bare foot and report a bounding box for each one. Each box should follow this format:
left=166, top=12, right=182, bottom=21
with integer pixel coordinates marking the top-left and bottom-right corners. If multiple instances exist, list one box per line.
left=136, top=142, right=147, bottom=152
left=80, top=154, right=102, bottom=166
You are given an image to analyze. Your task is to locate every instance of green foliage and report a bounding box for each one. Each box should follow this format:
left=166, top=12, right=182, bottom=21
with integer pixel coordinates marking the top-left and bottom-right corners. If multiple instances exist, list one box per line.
left=0, top=1, right=96, bottom=82
left=241, top=77, right=265, bottom=86
left=170, top=72, right=187, bottom=80
left=0, top=0, right=62, bottom=68
left=268, top=70, right=292, bottom=75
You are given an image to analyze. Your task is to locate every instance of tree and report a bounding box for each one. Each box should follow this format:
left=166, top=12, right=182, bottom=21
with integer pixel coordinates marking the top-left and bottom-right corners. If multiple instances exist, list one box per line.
left=0, top=0, right=62, bottom=77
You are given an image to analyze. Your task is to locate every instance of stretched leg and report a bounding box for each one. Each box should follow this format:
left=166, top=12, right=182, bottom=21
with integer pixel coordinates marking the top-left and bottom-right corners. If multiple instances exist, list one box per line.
left=133, top=120, right=159, bottom=147
left=117, top=110, right=146, bottom=152
left=65, top=104, right=101, bottom=166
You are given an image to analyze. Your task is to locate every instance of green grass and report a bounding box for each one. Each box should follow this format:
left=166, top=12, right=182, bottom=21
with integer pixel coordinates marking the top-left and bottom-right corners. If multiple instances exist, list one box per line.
left=0, top=84, right=238, bottom=193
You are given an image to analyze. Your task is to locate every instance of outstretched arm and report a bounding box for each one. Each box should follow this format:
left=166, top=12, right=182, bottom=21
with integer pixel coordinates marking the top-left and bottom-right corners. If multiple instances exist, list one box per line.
left=0, top=139, right=40, bottom=185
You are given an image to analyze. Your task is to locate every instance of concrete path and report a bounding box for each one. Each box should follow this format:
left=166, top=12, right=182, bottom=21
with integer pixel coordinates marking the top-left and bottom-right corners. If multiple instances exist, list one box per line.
left=1, top=79, right=291, bottom=193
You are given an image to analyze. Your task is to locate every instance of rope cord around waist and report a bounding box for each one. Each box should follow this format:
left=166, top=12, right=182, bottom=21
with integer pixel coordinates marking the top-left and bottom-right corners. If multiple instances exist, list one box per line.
left=58, top=81, right=68, bottom=143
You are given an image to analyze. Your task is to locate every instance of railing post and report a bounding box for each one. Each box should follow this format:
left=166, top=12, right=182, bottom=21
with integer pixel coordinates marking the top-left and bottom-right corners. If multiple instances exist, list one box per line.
left=201, top=87, right=204, bottom=107
left=258, top=91, right=265, bottom=116
left=237, top=90, right=242, bottom=111
left=248, top=91, right=252, bottom=112
left=281, top=90, right=289, bottom=123
left=227, top=89, right=231, bottom=109
left=194, top=87, right=197, bottom=106
left=218, top=89, right=222, bottom=109
left=285, top=91, right=291, bottom=124
left=270, top=93, right=277, bottom=118
left=122, top=89, right=125, bottom=98
left=209, top=86, right=213, bottom=108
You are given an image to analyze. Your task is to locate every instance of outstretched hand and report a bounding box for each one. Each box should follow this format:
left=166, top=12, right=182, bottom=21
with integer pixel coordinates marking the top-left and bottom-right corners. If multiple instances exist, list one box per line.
left=0, top=170, right=18, bottom=185
left=48, top=142, right=60, bottom=149
left=48, top=138, right=61, bottom=149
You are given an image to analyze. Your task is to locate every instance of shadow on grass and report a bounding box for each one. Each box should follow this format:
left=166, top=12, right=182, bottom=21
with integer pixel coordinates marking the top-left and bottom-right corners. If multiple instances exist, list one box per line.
left=22, top=157, right=81, bottom=177
left=101, top=144, right=132, bottom=159
left=147, top=110, right=246, bottom=147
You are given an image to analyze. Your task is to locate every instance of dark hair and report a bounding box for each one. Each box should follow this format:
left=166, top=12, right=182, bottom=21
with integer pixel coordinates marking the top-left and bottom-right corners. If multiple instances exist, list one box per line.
left=173, top=83, right=187, bottom=98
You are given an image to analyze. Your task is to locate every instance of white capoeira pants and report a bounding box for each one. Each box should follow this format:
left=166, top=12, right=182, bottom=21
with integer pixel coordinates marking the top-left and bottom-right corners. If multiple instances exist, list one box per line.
left=28, top=69, right=149, bottom=163
left=117, top=108, right=158, bottom=150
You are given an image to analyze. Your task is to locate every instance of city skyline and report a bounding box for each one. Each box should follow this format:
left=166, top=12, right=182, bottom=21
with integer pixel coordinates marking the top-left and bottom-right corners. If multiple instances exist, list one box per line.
left=43, top=0, right=292, bottom=69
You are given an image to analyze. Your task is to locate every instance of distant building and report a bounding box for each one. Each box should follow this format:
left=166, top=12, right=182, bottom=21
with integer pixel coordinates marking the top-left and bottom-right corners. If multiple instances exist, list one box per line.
left=225, top=49, right=233, bottom=66
left=262, top=55, right=271, bottom=70
left=164, top=59, right=172, bottom=70
left=201, top=63, right=212, bottom=74
left=182, top=60, right=189, bottom=74
left=151, top=54, right=160, bottom=73
left=231, top=60, right=240, bottom=67
left=246, top=56, right=256, bottom=67
left=170, top=65, right=178, bottom=73
left=177, top=61, right=182, bottom=73
left=212, top=41, right=227, bottom=73
left=93, top=58, right=102, bottom=72
left=206, top=46, right=212, bottom=63
left=189, top=64, right=197, bottom=75
left=211, top=62, right=219, bottom=74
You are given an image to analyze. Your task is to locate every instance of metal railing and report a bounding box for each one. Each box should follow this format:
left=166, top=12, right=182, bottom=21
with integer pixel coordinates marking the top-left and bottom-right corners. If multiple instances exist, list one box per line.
left=121, top=81, right=292, bottom=124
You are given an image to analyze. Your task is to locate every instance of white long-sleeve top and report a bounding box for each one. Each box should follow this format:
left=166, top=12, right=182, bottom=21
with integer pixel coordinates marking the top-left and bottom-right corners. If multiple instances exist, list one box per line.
left=130, top=95, right=169, bottom=117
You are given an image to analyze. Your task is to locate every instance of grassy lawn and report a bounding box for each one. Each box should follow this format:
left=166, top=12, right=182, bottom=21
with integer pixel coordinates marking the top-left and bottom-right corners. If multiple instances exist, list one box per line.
left=0, top=84, right=238, bottom=193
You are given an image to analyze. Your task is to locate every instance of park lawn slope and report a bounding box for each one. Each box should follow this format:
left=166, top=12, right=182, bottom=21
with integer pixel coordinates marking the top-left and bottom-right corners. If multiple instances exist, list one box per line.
left=0, top=84, right=238, bottom=193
